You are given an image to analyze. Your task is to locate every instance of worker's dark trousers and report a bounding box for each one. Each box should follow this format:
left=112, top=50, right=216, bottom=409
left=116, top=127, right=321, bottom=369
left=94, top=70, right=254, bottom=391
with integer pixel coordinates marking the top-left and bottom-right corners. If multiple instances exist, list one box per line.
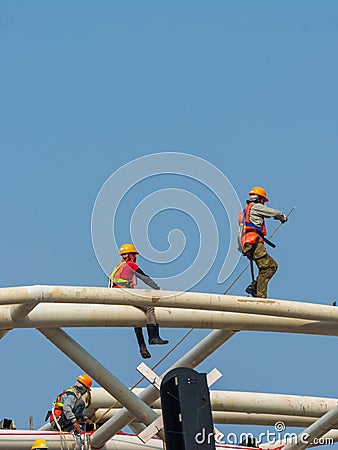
left=243, top=242, right=278, bottom=298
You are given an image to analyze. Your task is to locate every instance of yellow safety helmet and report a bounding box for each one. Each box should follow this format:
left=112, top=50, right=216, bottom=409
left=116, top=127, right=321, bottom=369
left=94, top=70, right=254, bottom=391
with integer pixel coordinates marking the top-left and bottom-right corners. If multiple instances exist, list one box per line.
left=77, top=374, right=93, bottom=389
left=119, top=243, right=139, bottom=255
left=31, top=439, right=48, bottom=449
left=248, top=186, right=269, bottom=202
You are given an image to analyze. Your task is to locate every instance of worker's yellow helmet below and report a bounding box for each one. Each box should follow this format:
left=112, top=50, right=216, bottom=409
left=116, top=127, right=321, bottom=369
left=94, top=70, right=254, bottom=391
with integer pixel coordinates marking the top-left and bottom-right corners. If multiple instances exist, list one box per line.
left=248, top=186, right=269, bottom=202
left=77, top=374, right=92, bottom=390
left=119, top=243, right=139, bottom=255
left=31, top=439, right=48, bottom=449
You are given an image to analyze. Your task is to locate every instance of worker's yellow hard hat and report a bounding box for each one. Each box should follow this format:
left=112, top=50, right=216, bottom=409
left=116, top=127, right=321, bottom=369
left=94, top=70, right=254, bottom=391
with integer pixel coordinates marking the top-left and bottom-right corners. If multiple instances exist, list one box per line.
left=119, top=243, right=139, bottom=255
left=248, top=186, right=269, bottom=202
left=77, top=374, right=93, bottom=389
left=31, top=439, right=48, bottom=449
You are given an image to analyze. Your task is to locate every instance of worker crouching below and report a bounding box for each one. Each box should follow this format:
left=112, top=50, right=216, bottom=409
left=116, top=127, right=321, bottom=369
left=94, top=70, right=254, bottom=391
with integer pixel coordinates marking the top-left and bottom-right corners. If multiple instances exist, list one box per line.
left=109, top=243, right=169, bottom=359
left=49, top=374, right=93, bottom=434
left=238, top=187, right=288, bottom=298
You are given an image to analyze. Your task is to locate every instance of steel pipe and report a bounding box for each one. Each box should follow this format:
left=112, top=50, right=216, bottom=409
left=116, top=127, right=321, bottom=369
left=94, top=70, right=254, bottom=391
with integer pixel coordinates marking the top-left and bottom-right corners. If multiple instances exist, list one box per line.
left=91, top=408, right=319, bottom=427
left=39, top=328, right=162, bottom=442
left=0, top=285, right=338, bottom=325
left=0, top=329, right=10, bottom=340
left=91, top=330, right=235, bottom=448
left=88, top=388, right=338, bottom=418
left=283, top=403, right=338, bottom=450
left=0, top=430, right=163, bottom=449
left=1, top=304, right=338, bottom=337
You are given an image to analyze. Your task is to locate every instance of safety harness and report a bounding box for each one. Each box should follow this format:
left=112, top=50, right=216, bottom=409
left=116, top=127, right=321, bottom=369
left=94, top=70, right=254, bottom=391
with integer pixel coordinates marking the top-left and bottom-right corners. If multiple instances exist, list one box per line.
left=241, top=204, right=276, bottom=249
left=48, top=388, right=75, bottom=423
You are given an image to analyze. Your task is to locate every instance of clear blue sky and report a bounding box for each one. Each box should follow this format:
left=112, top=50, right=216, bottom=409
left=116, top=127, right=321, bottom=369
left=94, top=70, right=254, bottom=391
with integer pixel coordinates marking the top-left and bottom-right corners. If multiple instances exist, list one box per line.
left=1, top=0, right=338, bottom=446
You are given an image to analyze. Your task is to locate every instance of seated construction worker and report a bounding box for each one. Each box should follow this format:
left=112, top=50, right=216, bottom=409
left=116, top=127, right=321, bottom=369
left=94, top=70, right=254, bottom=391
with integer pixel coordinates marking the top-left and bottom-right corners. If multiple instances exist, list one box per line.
left=109, top=243, right=168, bottom=359
left=238, top=186, right=288, bottom=298
left=31, top=439, right=48, bottom=449
left=49, top=374, right=93, bottom=434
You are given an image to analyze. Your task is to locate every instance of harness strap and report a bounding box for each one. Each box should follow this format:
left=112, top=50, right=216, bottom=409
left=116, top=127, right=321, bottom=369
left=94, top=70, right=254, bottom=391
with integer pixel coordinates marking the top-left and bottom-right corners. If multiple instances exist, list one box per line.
left=249, top=259, right=255, bottom=282
left=242, top=204, right=276, bottom=249
left=112, top=278, right=131, bottom=285
left=244, top=228, right=276, bottom=248
left=248, top=236, right=260, bottom=282
left=113, top=281, right=131, bottom=288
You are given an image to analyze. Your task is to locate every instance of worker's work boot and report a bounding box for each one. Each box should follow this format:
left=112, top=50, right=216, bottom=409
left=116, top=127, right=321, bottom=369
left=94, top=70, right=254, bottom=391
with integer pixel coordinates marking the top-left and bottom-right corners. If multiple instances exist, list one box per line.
left=245, top=280, right=257, bottom=297
left=147, top=324, right=169, bottom=345
left=134, top=327, right=151, bottom=359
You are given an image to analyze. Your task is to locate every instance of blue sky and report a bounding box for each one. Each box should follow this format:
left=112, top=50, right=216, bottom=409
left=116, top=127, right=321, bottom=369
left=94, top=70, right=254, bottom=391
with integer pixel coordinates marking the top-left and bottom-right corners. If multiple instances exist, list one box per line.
left=1, top=0, right=338, bottom=445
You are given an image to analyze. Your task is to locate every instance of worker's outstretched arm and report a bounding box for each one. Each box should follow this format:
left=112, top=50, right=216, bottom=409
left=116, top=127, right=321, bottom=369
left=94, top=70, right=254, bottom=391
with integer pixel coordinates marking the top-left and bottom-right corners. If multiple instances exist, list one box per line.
left=251, top=203, right=288, bottom=222
left=135, top=268, right=160, bottom=290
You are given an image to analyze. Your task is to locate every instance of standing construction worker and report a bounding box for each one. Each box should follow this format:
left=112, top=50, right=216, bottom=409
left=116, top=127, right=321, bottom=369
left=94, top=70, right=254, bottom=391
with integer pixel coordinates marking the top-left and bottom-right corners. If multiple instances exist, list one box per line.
left=238, top=187, right=288, bottom=298
left=31, top=440, right=48, bottom=449
left=49, top=374, right=93, bottom=434
left=109, top=243, right=169, bottom=359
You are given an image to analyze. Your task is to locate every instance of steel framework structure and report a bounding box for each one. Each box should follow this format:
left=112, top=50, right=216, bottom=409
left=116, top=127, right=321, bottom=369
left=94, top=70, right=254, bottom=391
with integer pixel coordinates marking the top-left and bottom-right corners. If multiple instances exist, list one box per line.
left=1, top=285, right=338, bottom=450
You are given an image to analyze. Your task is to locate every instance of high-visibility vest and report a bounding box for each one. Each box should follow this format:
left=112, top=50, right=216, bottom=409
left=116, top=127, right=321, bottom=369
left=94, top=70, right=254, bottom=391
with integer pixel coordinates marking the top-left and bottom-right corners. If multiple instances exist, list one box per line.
left=108, top=261, right=137, bottom=288
left=50, top=389, right=75, bottom=422
left=238, top=203, right=267, bottom=248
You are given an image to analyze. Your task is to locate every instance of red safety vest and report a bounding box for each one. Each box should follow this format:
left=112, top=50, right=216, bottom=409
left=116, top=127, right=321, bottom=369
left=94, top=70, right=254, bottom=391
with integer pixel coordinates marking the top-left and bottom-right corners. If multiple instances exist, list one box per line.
left=108, top=261, right=137, bottom=288
left=238, top=203, right=267, bottom=248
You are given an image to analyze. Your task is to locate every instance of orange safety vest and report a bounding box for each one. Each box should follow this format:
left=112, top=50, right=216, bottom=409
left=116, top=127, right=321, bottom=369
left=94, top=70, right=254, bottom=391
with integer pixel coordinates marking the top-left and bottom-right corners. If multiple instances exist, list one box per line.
left=238, top=203, right=267, bottom=248
left=108, top=261, right=137, bottom=288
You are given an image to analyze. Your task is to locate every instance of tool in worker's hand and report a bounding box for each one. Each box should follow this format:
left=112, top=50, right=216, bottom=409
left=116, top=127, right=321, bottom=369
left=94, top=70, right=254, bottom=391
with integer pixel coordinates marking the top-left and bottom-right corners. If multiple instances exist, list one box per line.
left=71, top=430, right=85, bottom=450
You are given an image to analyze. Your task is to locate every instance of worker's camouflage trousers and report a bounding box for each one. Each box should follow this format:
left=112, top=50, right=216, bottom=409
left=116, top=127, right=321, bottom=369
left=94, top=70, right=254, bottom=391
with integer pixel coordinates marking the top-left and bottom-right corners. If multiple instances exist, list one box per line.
left=243, top=242, right=278, bottom=298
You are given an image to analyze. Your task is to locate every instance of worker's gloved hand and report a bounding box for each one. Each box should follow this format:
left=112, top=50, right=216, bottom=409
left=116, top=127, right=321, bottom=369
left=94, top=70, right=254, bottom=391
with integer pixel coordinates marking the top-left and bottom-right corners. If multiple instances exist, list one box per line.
left=73, top=421, right=81, bottom=434
left=280, top=214, right=288, bottom=223
left=85, top=417, right=93, bottom=425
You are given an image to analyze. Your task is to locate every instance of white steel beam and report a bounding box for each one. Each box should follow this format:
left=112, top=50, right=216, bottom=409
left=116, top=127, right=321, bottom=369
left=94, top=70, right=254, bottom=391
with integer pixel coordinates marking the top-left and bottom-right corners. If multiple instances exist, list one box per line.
left=88, top=389, right=338, bottom=418
left=10, top=301, right=39, bottom=321
left=0, top=430, right=164, bottom=449
left=1, top=304, right=338, bottom=337
left=137, top=363, right=163, bottom=390
left=92, top=408, right=320, bottom=427
left=38, top=327, right=163, bottom=442
left=283, top=404, right=338, bottom=450
left=0, top=329, right=10, bottom=340
left=1, top=285, right=338, bottom=325
left=90, top=330, right=236, bottom=449
left=262, top=430, right=338, bottom=449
